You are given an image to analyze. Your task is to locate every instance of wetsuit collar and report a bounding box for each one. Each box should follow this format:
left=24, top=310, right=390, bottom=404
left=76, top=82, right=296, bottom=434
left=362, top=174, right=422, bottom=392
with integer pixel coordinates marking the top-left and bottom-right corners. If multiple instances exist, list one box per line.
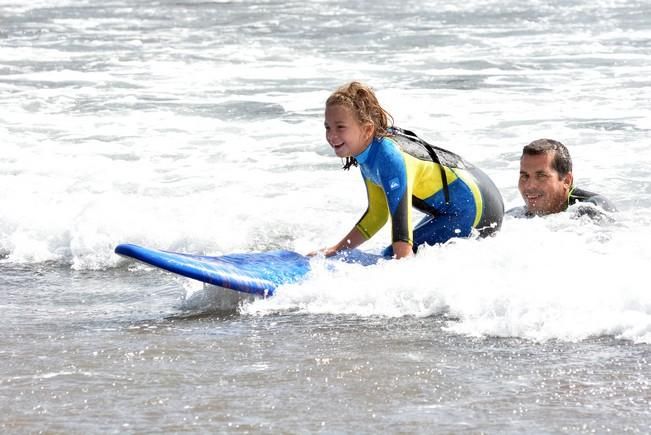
left=564, top=185, right=576, bottom=210
left=354, top=137, right=379, bottom=164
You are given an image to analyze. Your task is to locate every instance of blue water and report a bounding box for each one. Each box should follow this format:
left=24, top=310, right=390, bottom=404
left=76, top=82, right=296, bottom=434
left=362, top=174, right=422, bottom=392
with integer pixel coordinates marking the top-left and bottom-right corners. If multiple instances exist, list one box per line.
left=1, top=0, right=650, bottom=432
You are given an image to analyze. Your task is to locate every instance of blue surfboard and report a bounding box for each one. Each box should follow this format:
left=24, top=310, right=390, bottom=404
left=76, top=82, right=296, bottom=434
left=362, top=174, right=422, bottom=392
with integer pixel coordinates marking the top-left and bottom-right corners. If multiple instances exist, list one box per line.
left=115, top=243, right=385, bottom=297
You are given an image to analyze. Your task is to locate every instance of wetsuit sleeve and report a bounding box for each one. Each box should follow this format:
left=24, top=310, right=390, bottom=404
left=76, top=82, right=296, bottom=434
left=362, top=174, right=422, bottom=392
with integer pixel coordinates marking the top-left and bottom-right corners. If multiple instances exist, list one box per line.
left=355, top=178, right=389, bottom=240
left=569, top=187, right=617, bottom=212
left=376, top=146, right=412, bottom=245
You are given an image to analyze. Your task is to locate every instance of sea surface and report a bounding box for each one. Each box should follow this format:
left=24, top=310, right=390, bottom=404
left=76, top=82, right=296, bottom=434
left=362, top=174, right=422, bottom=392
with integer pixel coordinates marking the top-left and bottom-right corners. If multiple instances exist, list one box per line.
left=1, top=0, right=650, bottom=433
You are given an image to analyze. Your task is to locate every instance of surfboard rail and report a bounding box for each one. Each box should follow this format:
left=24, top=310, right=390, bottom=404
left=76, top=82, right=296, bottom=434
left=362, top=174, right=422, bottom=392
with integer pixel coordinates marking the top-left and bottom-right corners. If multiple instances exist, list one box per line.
left=115, top=243, right=311, bottom=296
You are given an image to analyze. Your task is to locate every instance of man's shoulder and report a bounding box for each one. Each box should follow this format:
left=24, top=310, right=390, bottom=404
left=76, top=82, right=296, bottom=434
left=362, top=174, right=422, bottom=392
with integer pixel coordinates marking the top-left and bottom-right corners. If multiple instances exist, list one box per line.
left=569, top=187, right=617, bottom=212
left=566, top=186, right=617, bottom=222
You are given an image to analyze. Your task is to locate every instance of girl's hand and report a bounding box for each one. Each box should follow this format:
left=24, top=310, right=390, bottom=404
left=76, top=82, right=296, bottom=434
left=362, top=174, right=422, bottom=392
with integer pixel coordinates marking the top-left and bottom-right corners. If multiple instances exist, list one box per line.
left=308, top=227, right=366, bottom=258
left=392, top=241, right=414, bottom=259
left=307, top=247, right=337, bottom=257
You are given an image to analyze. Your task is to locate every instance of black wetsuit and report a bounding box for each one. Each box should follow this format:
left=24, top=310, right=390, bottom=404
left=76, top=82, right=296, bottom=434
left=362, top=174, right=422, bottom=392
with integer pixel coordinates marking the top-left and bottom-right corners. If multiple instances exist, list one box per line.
left=507, top=186, right=616, bottom=219
left=568, top=187, right=617, bottom=212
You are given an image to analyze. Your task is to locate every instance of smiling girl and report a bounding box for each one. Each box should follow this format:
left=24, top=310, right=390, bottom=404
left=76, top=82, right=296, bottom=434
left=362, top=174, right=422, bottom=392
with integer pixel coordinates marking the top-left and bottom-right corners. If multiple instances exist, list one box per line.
left=315, top=81, right=504, bottom=259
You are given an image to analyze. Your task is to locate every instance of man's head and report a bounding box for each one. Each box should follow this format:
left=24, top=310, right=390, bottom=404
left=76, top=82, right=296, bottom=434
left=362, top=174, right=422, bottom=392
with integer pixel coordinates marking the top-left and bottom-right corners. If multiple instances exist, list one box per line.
left=518, top=138, right=574, bottom=215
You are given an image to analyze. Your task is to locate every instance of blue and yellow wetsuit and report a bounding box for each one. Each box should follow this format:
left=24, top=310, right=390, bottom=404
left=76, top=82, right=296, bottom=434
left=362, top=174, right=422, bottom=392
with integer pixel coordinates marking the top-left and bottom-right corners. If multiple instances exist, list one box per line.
left=353, top=128, right=504, bottom=255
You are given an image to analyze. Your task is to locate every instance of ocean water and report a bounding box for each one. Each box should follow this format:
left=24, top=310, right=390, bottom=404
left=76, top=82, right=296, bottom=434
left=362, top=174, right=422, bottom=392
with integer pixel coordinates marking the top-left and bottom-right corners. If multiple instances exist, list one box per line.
left=1, top=0, right=650, bottom=432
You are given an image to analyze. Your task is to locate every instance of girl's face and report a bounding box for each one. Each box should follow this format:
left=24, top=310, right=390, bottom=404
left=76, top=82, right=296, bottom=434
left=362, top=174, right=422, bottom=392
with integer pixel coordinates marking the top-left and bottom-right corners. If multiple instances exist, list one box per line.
left=324, top=104, right=374, bottom=158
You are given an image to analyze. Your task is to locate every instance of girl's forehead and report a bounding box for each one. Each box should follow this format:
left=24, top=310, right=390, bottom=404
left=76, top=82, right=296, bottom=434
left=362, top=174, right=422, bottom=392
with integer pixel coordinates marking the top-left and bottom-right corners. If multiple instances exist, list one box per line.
left=325, top=104, right=354, bottom=117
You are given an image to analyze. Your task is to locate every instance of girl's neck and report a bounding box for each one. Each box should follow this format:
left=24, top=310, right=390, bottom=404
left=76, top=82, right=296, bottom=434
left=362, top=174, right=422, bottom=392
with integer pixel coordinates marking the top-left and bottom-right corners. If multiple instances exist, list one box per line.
left=354, top=136, right=378, bottom=163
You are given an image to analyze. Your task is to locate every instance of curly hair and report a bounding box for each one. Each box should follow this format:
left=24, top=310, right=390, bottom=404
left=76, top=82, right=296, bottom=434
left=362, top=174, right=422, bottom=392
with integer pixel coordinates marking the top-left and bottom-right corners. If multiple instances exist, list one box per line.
left=326, top=82, right=394, bottom=170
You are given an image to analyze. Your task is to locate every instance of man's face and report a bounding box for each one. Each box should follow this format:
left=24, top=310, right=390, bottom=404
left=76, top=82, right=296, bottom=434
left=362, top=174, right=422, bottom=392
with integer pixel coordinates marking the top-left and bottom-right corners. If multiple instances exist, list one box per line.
left=518, top=152, right=573, bottom=215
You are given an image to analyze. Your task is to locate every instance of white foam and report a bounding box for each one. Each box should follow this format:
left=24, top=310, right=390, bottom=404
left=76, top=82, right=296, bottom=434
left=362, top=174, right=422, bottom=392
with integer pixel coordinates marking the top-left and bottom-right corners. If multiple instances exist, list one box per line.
left=242, top=215, right=651, bottom=343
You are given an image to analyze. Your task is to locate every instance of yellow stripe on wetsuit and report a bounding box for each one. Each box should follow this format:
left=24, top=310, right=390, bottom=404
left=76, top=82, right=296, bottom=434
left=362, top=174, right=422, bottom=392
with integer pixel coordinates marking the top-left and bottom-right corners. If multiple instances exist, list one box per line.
left=449, top=167, right=483, bottom=228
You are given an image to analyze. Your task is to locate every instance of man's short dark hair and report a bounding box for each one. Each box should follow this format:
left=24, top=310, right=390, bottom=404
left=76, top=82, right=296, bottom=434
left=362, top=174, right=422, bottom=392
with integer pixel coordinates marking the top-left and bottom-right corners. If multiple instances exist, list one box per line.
left=522, top=138, right=573, bottom=177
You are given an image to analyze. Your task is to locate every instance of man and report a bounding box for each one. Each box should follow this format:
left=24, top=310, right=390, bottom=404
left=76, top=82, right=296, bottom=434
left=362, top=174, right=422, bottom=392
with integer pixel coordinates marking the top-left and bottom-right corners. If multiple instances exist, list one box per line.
left=508, top=138, right=616, bottom=218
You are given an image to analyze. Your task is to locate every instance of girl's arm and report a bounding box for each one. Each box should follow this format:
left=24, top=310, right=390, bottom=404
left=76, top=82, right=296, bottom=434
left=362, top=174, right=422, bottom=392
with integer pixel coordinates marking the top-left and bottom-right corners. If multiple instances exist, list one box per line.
left=311, top=230, right=413, bottom=259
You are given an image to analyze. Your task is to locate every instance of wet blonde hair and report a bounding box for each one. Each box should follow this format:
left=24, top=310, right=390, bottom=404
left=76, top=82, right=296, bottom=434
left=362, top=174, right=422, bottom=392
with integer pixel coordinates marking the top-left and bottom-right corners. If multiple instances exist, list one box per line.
left=326, top=81, right=394, bottom=169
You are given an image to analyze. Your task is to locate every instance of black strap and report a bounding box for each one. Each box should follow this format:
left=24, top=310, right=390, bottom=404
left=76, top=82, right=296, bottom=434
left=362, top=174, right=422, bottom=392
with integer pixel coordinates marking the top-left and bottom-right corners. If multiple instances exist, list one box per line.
left=392, top=127, right=450, bottom=204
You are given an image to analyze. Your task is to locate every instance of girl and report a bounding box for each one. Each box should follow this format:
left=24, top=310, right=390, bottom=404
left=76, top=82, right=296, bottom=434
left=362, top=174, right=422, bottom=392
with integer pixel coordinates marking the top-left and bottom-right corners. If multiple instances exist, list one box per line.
left=316, top=81, right=504, bottom=259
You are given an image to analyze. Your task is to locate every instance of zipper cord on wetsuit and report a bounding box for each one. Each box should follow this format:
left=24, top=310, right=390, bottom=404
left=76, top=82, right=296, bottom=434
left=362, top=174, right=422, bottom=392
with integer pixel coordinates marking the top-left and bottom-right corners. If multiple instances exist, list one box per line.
left=390, top=127, right=450, bottom=204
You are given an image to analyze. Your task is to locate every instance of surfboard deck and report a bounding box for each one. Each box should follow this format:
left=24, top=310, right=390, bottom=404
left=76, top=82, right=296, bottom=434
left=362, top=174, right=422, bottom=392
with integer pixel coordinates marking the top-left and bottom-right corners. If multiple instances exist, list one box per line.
left=115, top=243, right=385, bottom=297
